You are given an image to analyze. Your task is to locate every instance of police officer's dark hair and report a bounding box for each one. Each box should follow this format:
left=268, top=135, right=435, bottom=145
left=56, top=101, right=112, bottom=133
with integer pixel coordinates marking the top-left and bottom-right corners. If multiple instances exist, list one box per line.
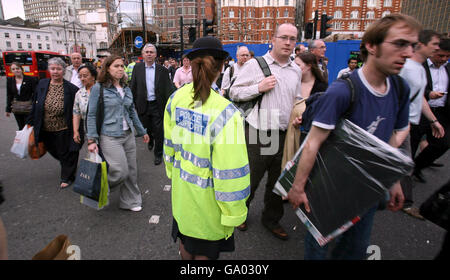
left=191, top=55, right=224, bottom=105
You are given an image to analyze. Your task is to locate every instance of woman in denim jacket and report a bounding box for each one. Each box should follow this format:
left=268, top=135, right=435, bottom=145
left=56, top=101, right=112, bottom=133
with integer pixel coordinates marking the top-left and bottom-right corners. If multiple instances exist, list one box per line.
left=86, top=55, right=149, bottom=212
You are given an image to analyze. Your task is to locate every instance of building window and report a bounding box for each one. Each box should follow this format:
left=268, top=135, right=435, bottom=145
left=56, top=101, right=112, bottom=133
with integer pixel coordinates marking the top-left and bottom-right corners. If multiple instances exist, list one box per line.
left=334, top=10, right=342, bottom=19
left=352, top=0, right=360, bottom=6
left=367, top=0, right=376, bottom=7
left=284, top=9, right=289, bottom=17
left=4, top=33, right=9, bottom=38
left=349, top=22, right=359, bottom=30
left=37, top=35, right=41, bottom=40
left=26, top=34, right=31, bottom=39
left=366, top=11, right=375, bottom=19
left=28, top=43, right=32, bottom=49
left=46, top=44, right=50, bottom=50
left=16, top=33, right=21, bottom=39
left=323, top=0, right=327, bottom=6
left=6, top=41, right=11, bottom=48
left=384, top=0, right=392, bottom=7
left=38, top=43, right=42, bottom=50
left=382, top=10, right=391, bottom=17
left=333, top=21, right=342, bottom=30
left=285, top=0, right=289, bottom=5
left=350, top=10, right=359, bottom=19
left=267, top=0, right=270, bottom=5
left=230, top=10, right=234, bottom=18
left=335, top=0, right=343, bottom=6
left=45, top=36, right=49, bottom=41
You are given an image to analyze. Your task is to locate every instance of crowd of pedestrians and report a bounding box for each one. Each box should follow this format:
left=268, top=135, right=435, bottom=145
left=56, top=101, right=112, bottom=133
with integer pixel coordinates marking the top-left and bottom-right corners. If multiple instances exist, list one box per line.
left=2, top=13, right=449, bottom=260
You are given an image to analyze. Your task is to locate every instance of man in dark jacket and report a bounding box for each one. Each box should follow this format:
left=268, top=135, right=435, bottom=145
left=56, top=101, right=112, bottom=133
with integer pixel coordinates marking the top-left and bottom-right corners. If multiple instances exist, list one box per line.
left=130, top=43, right=176, bottom=165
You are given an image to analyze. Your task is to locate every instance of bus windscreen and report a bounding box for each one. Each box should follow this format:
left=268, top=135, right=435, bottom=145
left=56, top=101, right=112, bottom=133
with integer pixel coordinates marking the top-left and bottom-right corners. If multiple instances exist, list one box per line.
left=4, top=52, right=33, bottom=65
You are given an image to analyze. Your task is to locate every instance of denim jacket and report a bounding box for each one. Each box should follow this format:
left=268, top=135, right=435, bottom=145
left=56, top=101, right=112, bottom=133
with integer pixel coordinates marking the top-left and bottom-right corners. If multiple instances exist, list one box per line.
left=86, top=82, right=146, bottom=141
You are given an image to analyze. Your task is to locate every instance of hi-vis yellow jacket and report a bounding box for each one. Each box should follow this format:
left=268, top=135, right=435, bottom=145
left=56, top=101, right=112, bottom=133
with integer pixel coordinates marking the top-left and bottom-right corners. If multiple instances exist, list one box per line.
left=164, top=83, right=249, bottom=241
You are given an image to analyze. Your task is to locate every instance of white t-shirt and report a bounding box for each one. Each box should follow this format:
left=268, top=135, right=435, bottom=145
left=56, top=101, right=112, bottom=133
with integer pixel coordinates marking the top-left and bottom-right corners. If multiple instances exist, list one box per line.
left=116, top=87, right=130, bottom=131
left=70, top=69, right=83, bottom=88
left=399, top=58, right=427, bottom=125
left=427, top=59, right=448, bottom=108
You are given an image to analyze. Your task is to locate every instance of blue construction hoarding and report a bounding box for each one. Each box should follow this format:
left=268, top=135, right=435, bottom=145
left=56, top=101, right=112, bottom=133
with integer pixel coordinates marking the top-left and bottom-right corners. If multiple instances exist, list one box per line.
left=183, top=40, right=362, bottom=85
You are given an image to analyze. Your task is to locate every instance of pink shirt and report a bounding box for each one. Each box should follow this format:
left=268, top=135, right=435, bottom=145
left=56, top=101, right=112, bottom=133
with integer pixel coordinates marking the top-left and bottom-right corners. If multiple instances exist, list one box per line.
left=173, top=66, right=193, bottom=87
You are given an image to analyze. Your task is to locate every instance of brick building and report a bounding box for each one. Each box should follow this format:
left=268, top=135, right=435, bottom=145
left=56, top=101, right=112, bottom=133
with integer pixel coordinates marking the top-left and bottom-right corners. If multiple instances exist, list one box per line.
left=304, top=0, right=402, bottom=39
left=401, top=0, right=449, bottom=36
left=152, top=0, right=215, bottom=44
left=219, top=0, right=296, bottom=44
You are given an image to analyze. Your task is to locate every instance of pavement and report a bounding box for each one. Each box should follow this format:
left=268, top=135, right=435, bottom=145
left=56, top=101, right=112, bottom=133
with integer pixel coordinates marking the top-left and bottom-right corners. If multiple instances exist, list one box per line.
left=0, top=76, right=448, bottom=260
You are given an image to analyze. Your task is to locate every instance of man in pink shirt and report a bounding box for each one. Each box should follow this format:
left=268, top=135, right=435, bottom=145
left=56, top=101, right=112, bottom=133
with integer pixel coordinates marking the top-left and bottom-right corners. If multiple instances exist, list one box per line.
left=173, top=55, right=193, bottom=88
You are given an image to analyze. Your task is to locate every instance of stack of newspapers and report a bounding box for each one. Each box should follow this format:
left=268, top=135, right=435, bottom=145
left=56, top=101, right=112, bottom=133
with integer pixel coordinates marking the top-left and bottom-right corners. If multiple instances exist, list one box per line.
left=274, top=119, right=413, bottom=246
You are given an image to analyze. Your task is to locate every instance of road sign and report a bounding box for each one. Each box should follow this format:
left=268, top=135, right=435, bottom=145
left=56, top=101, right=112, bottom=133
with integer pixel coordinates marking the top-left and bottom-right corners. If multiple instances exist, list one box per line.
left=134, top=36, right=143, bottom=49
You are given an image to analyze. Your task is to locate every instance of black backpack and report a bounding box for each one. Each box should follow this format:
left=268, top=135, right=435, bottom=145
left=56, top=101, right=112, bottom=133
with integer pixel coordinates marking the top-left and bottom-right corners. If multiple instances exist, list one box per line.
left=225, top=56, right=272, bottom=116
left=301, top=73, right=406, bottom=134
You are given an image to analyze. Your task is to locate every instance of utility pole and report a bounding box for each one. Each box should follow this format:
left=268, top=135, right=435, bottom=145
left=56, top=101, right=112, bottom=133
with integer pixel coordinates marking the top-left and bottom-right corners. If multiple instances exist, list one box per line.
left=180, top=16, right=184, bottom=55
left=141, top=0, right=147, bottom=43
left=313, top=10, right=318, bottom=40
left=73, top=21, right=77, bottom=52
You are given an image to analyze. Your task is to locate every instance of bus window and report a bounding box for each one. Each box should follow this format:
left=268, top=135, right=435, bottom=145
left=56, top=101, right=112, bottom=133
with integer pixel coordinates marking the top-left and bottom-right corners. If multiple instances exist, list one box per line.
left=4, top=52, right=33, bottom=65
left=36, top=53, right=52, bottom=70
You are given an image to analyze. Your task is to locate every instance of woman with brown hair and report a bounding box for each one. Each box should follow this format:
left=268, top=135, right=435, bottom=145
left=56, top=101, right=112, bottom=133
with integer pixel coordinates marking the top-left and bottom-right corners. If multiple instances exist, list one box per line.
left=163, top=37, right=250, bottom=260
left=294, top=52, right=328, bottom=99
left=86, top=55, right=149, bottom=212
left=5, top=62, right=38, bottom=130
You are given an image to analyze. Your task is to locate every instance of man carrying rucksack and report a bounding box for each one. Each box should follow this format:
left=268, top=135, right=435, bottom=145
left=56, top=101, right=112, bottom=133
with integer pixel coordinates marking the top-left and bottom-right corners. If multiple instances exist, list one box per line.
left=229, top=23, right=302, bottom=240
left=288, top=14, right=421, bottom=259
left=220, top=46, right=251, bottom=97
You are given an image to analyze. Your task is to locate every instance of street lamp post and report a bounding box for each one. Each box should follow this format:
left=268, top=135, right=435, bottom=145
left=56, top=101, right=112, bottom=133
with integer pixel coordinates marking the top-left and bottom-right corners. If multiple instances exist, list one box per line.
left=63, top=19, right=68, bottom=54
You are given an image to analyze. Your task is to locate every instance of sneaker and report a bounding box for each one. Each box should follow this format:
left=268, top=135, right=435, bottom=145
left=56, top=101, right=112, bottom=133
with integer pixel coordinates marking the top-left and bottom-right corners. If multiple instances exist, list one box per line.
left=402, top=207, right=424, bottom=220
left=130, top=206, right=142, bottom=212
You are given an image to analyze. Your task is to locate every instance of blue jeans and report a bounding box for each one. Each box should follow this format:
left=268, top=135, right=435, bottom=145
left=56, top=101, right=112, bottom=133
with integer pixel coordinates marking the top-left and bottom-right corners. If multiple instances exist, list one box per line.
left=304, top=206, right=378, bottom=260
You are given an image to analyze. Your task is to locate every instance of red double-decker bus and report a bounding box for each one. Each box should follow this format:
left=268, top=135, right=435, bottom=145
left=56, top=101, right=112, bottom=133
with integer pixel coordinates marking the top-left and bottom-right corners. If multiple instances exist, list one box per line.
left=2, top=51, right=70, bottom=79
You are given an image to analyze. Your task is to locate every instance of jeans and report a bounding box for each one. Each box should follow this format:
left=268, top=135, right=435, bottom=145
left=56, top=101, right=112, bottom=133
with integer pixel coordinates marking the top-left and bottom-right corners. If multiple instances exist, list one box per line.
left=304, top=206, right=377, bottom=260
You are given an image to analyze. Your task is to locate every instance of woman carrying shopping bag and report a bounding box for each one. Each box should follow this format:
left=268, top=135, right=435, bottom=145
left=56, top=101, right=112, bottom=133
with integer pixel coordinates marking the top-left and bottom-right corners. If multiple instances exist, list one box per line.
left=26, top=57, right=80, bottom=188
left=86, top=55, right=149, bottom=212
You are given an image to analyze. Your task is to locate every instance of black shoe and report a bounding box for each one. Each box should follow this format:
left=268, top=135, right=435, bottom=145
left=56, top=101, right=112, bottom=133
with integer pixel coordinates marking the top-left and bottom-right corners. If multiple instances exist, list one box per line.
left=148, top=141, right=154, bottom=151
left=413, top=170, right=426, bottom=183
left=154, top=156, right=162, bottom=165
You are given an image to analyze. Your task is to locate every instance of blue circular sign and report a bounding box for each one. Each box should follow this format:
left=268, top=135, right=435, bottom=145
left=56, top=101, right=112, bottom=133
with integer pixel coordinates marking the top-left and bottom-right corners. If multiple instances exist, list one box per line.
left=134, top=36, right=143, bottom=49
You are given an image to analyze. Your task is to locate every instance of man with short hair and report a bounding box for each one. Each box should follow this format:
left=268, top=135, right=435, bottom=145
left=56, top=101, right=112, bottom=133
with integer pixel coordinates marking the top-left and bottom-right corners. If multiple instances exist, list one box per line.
left=229, top=23, right=302, bottom=240
left=288, top=14, right=421, bottom=259
left=413, top=38, right=450, bottom=180
left=64, top=52, right=83, bottom=88
left=309, top=39, right=328, bottom=83
left=399, top=30, right=444, bottom=219
left=168, top=57, right=178, bottom=82
left=337, top=58, right=358, bottom=79
left=130, top=43, right=176, bottom=165
left=220, top=45, right=251, bottom=95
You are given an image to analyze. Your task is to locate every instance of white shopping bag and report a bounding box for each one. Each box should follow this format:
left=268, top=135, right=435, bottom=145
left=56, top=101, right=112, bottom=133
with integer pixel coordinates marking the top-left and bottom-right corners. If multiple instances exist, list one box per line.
left=10, top=126, right=33, bottom=159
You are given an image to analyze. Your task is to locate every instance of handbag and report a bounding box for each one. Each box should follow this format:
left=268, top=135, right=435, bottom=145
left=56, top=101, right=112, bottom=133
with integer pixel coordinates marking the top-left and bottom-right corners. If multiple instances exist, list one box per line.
left=11, top=99, right=32, bottom=114
left=32, top=235, right=73, bottom=260
left=27, top=125, right=46, bottom=160
left=420, top=180, right=450, bottom=231
left=73, top=152, right=109, bottom=207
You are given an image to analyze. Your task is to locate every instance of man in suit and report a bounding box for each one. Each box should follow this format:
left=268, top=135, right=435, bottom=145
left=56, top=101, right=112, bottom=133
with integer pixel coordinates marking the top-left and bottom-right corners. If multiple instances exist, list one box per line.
left=130, top=43, right=176, bottom=165
left=309, top=39, right=328, bottom=84
left=413, top=38, right=450, bottom=181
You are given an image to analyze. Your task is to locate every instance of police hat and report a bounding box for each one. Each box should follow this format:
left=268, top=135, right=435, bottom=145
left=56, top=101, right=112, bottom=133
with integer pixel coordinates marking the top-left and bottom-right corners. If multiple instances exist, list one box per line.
left=187, top=36, right=229, bottom=60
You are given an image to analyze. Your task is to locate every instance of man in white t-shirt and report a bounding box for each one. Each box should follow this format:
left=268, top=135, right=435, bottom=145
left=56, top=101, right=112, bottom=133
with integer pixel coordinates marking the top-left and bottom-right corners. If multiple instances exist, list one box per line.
left=399, top=29, right=444, bottom=219
left=336, top=58, right=358, bottom=79
left=64, top=52, right=83, bottom=88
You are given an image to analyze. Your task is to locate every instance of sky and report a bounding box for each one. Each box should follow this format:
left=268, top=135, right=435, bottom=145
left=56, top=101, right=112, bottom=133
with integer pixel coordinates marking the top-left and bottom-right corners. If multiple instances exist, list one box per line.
left=2, top=0, right=25, bottom=20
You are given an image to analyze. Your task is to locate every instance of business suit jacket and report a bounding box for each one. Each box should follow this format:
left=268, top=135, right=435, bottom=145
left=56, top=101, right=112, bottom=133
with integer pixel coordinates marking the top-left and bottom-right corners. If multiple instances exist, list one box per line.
left=27, top=78, right=81, bottom=150
left=6, top=75, right=38, bottom=113
left=423, top=61, right=450, bottom=119
left=130, top=62, right=176, bottom=116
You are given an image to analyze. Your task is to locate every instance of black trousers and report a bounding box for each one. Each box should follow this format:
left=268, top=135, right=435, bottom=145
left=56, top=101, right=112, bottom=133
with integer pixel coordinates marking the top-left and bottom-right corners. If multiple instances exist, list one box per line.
left=245, top=124, right=286, bottom=230
left=13, top=113, right=28, bottom=130
left=40, top=129, right=79, bottom=183
left=139, top=101, right=163, bottom=157
left=413, top=107, right=450, bottom=171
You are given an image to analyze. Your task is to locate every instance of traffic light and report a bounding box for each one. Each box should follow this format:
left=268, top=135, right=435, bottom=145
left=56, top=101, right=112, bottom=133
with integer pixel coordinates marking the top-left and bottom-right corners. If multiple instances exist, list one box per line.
left=305, top=22, right=313, bottom=39
left=188, top=27, right=196, bottom=43
left=320, top=14, right=333, bottom=39
left=203, top=19, right=214, bottom=36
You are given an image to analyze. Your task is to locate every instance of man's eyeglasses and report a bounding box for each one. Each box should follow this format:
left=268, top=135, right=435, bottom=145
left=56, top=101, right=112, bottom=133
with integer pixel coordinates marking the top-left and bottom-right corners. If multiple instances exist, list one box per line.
left=385, top=40, right=418, bottom=50
left=275, top=36, right=297, bottom=43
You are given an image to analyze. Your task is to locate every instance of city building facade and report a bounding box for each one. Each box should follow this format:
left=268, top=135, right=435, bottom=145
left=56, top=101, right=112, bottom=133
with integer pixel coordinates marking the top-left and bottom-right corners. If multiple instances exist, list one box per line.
left=0, top=24, right=54, bottom=53
left=401, top=0, right=448, bottom=36
left=220, top=0, right=296, bottom=44
left=304, top=0, right=402, bottom=39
